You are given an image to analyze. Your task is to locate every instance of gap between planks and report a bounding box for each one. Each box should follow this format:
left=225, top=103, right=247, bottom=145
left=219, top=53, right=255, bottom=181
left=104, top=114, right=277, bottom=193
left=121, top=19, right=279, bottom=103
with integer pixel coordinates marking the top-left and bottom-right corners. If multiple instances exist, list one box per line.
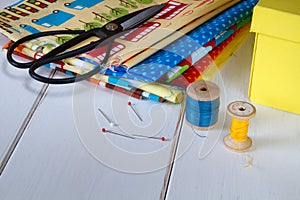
left=160, top=96, right=186, bottom=200
left=0, top=70, right=56, bottom=176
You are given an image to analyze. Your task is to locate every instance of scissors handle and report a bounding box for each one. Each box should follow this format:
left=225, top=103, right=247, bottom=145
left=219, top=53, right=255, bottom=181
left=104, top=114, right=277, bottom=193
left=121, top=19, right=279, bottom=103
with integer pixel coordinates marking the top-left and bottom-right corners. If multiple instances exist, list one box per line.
left=29, top=41, right=112, bottom=84
left=7, top=28, right=108, bottom=69
left=7, top=29, right=82, bottom=68
left=7, top=28, right=112, bottom=84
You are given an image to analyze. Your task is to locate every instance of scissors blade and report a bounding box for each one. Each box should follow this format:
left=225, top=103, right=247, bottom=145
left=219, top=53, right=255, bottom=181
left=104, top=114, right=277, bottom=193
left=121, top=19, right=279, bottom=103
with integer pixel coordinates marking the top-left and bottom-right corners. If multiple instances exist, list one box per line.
left=117, top=4, right=165, bottom=31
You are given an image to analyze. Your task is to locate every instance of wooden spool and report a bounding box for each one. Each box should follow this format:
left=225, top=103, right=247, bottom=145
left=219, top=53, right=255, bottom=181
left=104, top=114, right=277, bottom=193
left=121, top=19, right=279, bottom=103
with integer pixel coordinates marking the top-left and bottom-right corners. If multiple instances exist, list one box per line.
left=185, top=80, right=220, bottom=130
left=223, top=101, right=256, bottom=152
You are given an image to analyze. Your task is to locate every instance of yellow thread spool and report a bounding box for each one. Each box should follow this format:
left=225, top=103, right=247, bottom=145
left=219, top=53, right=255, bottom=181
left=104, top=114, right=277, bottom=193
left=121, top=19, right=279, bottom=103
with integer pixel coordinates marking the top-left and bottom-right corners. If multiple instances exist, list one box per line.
left=223, top=101, right=256, bottom=152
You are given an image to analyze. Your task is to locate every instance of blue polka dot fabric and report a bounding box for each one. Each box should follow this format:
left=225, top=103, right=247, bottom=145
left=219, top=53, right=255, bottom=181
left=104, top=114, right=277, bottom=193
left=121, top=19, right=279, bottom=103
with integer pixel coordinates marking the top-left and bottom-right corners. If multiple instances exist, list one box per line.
left=108, top=0, right=259, bottom=82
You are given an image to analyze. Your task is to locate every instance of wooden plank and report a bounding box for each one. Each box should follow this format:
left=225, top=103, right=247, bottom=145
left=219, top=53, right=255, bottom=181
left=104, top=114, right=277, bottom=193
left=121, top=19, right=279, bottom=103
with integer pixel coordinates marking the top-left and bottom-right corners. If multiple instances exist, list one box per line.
left=0, top=76, right=183, bottom=199
left=166, top=34, right=300, bottom=200
left=0, top=0, right=53, bottom=175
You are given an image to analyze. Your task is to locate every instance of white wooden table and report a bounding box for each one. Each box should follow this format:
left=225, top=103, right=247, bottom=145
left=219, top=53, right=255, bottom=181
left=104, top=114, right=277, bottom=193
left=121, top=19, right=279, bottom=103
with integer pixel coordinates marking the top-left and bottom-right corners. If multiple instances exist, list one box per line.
left=0, top=1, right=300, bottom=199
left=0, top=28, right=52, bottom=166
left=167, top=35, right=300, bottom=200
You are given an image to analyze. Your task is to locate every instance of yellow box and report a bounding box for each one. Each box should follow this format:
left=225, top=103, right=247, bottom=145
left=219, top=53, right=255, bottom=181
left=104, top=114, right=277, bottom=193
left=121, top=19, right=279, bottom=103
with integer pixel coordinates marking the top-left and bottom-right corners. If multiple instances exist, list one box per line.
left=249, top=0, right=300, bottom=114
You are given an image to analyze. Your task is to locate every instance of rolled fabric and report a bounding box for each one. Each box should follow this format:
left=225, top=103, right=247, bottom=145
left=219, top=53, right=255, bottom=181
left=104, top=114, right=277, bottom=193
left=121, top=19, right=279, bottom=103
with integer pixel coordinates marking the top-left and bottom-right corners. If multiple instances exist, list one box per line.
left=118, top=0, right=258, bottom=82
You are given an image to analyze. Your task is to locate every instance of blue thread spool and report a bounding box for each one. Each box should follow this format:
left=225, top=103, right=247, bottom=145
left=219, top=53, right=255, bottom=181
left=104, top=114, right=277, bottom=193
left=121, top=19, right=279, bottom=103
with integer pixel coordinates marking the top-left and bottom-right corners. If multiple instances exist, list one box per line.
left=185, top=80, right=220, bottom=130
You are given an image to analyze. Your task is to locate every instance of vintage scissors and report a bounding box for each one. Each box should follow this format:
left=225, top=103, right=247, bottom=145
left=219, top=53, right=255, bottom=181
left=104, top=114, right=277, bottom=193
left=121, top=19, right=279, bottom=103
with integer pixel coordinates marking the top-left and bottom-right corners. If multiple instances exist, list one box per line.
left=7, top=4, right=165, bottom=84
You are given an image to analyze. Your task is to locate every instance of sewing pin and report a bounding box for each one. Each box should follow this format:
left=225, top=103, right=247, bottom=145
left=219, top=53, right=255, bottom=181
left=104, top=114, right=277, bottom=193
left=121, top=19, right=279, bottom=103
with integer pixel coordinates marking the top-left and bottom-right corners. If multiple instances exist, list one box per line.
left=101, top=128, right=135, bottom=139
left=98, top=108, right=117, bottom=127
left=132, top=134, right=170, bottom=142
left=128, top=101, right=143, bottom=122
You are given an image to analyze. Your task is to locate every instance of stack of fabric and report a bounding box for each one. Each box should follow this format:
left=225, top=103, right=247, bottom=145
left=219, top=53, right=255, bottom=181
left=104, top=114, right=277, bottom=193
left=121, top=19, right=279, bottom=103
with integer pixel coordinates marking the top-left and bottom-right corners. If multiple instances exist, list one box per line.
left=0, top=0, right=258, bottom=103
left=93, top=0, right=258, bottom=102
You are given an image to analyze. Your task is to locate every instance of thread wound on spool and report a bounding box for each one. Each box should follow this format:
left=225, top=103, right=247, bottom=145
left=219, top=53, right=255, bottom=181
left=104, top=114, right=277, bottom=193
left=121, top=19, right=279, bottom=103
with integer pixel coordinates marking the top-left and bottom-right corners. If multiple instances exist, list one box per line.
left=223, top=101, right=256, bottom=152
left=230, top=118, right=249, bottom=142
left=185, top=80, right=220, bottom=130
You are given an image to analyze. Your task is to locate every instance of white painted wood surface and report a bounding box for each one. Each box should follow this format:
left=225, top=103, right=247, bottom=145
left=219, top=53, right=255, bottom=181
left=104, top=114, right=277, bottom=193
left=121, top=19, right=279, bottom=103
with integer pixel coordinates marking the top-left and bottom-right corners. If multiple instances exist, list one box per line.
left=0, top=78, right=183, bottom=200
left=0, top=0, right=52, bottom=165
left=166, top=34, right=300, bottom=200
left=0, top=0, right=299, bottom=199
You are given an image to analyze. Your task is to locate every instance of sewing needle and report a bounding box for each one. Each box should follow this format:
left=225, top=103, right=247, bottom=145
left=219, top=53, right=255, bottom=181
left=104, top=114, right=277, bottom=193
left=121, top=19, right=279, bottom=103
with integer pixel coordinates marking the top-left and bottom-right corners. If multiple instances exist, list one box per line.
left=98, top=108, right=117, bottom=127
